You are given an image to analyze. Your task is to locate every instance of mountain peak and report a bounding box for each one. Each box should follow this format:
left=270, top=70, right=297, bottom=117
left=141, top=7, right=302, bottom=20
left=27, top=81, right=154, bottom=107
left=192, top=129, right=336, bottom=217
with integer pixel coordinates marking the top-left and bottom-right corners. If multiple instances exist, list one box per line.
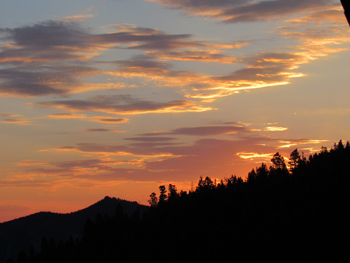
left=0, top=197, right=148, bottom=263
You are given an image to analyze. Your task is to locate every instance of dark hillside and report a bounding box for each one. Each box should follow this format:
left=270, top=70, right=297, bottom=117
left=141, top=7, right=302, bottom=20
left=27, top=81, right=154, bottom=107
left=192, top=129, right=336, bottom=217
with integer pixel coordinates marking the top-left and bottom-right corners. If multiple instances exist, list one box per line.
left=0, top=197, right=147, bottom=263
left=6, top=140, right=350, bottom=263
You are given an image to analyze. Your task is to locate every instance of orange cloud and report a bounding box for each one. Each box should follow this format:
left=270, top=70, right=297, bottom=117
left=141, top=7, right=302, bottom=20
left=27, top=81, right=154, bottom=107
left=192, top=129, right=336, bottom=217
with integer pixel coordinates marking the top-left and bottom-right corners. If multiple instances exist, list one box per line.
left=64, top=14, right=94, bottom=20
left=48, top=113, right=88, bottom=119
left=147, top=0, right=331, bottom=23
left=277, top=139, right=329, bottom=148
left=264, top=126, right=288, bottom=132
left=48, top=113, right=130, bottom=124
left=237, top=152, right=273, bottom=162
left=16, top=160, right=50, bottom=167
left=0, top=112, right=19, bottom=117
left=0, top=118, right=30, bottom=124
left=140, top=125, right=252, bottom=136
left=145, top=50, right=240, bottom=63
left=287, top=8, right=345, bottom=24
left=5, top=124, right=333, bottom=192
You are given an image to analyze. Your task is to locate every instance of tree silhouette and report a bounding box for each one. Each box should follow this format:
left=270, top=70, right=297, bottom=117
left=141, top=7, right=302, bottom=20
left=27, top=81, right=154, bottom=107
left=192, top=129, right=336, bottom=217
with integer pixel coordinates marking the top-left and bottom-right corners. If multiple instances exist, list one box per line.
left=289, top=149, right=301, bottom=170
left=11, top=140, right=350, bottom=263
left=247, top=169, right=257, bottom=184
left=256, top=163, right=269, bottom=182
left=159, top=185, right=167, bottom=203
left=168, top=184, right=178, bottom=200
left=271, top=152, right=287, bottom=170
left=148, top=192, right=158, bottom=207
left=196, top=176, right=215, bottom=192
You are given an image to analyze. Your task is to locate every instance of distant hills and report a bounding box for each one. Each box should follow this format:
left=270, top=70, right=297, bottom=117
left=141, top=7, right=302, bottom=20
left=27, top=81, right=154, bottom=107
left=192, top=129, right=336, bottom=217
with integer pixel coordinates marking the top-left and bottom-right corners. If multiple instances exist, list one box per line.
left=0, top=196, right=148, bottom=263
left=2, top=141, right=350, bottom=262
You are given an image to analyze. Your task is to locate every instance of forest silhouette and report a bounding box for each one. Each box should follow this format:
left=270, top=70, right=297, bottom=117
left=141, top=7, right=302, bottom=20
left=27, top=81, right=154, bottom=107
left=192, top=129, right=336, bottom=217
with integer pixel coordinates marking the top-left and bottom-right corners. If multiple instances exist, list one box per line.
left=6, top=140, right=350, bottom=262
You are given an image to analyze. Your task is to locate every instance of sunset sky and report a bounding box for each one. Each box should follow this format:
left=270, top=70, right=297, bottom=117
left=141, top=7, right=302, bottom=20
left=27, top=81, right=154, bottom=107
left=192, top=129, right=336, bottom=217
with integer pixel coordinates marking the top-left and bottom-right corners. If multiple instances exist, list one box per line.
left=1, top=0, right=350, bottom=222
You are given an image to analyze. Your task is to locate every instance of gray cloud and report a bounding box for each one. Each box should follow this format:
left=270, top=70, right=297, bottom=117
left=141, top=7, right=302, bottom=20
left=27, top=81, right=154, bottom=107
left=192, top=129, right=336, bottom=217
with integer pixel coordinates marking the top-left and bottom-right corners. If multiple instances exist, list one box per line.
left=150, top=0, right=331, bottom=22
left=220, top=0, right=331, bottom=23
left=0, top=21, right=204, bottom=97
left=1, top=20, right=198, bottom=54
left=145, top=49, right=240, bottom=63
left=216, top=52, right=305, bottom=82
left=34, top=95, right=213, bottom=115
left=14, top=132, right=325, bottom=182
left=141, top=125, right=251, bottom=136
left=34, top=136, right=275, bottom=181
left=84, top=129, right=124, bottom=133
left=0, top=112, right=18, bottom=117
left=148, top=0, right=245, bottom=9
left=115, top=58, right=172, bottom=71
left=0, top=63, right=99, bottom=97
left=2, top=20, right=87, bottom=48
left=110, top=56, right=200, bottom=80
left=93, top=117, right=129, bottom=123
left=0, top=118, right=28, bottom=124
left=0, top=81, right=66, bottom=97
left=57, top=143, right=128, bottom=153
left=124, top=137, right=176, bottom=142
left=0, top=112, right=29, bottom=124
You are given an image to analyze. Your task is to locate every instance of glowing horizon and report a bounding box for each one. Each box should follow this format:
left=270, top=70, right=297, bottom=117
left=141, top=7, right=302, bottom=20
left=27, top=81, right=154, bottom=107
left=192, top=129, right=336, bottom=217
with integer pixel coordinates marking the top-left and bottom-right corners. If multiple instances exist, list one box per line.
left=1, top=0, right=350, bottom=223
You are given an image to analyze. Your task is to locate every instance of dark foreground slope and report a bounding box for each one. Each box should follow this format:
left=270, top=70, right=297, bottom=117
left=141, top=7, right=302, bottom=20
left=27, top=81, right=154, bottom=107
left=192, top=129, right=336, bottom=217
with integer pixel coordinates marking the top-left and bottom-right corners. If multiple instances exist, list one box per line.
left=0, top=197, right=147, bottom=263
left=7, top=141, right=350, bottom=263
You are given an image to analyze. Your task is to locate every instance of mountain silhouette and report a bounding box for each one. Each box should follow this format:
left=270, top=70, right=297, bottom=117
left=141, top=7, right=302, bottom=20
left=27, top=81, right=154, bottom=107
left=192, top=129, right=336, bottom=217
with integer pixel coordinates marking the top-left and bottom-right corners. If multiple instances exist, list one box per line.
left=0, top=196, right=148, bottom=263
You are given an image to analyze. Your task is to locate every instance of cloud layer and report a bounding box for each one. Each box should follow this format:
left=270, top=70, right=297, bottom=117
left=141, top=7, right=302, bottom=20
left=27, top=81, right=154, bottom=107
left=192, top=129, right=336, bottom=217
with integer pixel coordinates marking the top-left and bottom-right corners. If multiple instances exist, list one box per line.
left=35, top=95, right=214, bottom=115
left=148, top=0, right=332, bottom=22
left=0, top=0, right=349, bottom=222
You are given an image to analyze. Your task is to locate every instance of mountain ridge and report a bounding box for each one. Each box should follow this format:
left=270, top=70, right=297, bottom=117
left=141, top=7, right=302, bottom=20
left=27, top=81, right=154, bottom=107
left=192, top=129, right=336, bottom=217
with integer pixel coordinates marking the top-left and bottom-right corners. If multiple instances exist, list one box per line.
left=0, top=196, right=148, bottom=263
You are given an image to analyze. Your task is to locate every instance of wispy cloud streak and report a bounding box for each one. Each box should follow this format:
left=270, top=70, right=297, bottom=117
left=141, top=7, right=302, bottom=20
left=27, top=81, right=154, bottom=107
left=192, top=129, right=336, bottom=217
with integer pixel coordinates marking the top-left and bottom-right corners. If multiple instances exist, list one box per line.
left=148, top=0, right=332, bottom=22
left=34, top=95, right=214, bottom=115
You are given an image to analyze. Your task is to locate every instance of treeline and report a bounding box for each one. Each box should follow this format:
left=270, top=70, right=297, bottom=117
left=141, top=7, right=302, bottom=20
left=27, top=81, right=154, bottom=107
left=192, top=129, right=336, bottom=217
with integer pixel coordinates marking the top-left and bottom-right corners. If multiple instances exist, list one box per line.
left=9, top=141, right=350, bottom=262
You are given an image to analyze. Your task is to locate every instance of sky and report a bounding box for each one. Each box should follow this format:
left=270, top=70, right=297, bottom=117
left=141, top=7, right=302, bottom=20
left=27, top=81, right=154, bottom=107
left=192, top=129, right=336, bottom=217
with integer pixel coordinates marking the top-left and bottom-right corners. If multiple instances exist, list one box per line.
left=0, top=0, right=349, bottom=222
